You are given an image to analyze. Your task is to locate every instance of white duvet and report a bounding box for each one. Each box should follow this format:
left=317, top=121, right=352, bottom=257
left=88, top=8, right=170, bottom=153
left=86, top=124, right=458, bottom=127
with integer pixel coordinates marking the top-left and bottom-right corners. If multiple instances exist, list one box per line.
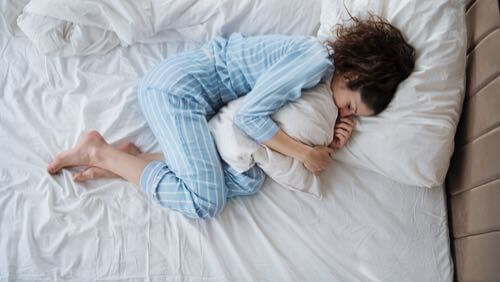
left=16, top=0, right=322, bottom=57
left=0, top=0, right=454, bottom=280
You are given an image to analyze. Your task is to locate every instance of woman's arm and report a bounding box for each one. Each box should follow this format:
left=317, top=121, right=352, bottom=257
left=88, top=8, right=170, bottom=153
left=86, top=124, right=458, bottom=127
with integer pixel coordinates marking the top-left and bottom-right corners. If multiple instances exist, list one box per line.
left=264, top=129, right=333, bottom=175
left=263, top=129, right=309, bottom=160
left=233, top=38, right=332, bottom=143
left=230, top=37, right=333, bottom=174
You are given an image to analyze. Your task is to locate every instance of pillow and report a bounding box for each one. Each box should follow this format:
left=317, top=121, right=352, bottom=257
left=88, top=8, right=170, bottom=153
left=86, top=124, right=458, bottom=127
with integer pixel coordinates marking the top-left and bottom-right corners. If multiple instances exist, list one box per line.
left=17, top=12, right=120, bottom=57
left=317, top=0, right=466, bottom=187
left=208, top=82, right=338, bottom=198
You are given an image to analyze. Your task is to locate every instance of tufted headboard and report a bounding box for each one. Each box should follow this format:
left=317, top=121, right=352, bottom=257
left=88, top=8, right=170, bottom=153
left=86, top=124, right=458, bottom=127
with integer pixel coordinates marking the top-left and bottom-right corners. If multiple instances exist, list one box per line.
left=445, top=0, right=500, bottom=280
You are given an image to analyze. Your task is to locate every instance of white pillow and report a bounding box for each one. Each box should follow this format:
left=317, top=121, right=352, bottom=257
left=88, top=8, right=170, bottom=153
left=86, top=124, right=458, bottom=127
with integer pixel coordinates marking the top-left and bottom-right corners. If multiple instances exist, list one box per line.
left=317, top=0, right=466, bottom=187
left=208, top=82, right=338, bottom=198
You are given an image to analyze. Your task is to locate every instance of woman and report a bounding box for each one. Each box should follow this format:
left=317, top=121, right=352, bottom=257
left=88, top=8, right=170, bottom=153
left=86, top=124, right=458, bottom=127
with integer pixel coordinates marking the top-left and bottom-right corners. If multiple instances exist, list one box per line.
left=48, top=15, right=415, bottom=219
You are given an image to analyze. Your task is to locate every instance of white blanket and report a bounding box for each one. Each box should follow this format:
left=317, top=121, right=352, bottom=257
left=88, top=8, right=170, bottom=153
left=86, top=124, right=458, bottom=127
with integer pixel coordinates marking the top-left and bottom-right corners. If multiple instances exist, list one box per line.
left=16, top=0, right=322, bottom=56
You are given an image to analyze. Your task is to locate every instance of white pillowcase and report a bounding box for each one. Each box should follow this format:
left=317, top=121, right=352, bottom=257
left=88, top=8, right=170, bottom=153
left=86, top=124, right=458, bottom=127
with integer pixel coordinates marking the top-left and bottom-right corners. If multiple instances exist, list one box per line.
left=317, top=0, right=466, bottom=187
left=208, top=82, right=338, bottom=198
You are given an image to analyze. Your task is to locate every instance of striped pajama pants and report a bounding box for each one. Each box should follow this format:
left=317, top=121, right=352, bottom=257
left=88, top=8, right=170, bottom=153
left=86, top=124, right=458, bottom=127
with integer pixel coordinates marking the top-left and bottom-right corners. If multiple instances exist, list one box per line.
left=137, top=46, right=265, bottom=219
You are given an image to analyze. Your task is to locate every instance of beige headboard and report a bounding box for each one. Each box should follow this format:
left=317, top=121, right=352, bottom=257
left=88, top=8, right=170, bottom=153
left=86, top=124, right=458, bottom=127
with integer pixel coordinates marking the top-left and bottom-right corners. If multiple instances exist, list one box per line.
left=446, top=0, right=500, bottom=280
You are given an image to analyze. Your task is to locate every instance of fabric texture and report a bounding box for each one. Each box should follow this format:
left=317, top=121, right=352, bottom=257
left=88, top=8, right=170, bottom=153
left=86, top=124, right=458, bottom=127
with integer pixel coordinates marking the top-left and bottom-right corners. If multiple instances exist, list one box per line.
left=16, top=0, right=322, bottom=57
left=137, top=34, right=331, bottom=218
left=208, top=81, right=338, bottom=198
left=318, top=0, right=467, bottom=188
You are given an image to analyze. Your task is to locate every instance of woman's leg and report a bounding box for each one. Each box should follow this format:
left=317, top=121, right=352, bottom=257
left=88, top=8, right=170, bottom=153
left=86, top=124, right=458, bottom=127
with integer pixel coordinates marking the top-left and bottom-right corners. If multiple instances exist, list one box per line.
left=74, top=145, right=164, bottom=182
left=73, top=142, right=140, bottom=181
left=135, top=82, right=227, bottom=218
left=48, top=131, right=264, bottom=198
left=48, top=119, right=228, bottom=219
left=69, top=141, right=265, bottom=197
left=139, top=152, right=165, bottom=161
left=48, top=131, right=151, bottom=186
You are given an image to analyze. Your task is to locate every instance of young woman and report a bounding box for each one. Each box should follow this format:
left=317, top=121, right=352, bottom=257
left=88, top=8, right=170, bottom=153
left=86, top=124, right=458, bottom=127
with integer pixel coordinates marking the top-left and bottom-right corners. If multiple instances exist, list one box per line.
left=47, top=16, right=415, bottom=219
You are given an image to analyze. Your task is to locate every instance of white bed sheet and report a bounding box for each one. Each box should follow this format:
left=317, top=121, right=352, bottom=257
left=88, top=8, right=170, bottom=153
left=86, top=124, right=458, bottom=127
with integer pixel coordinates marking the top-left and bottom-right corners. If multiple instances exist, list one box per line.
left=0, top=1, right=452, bottom=281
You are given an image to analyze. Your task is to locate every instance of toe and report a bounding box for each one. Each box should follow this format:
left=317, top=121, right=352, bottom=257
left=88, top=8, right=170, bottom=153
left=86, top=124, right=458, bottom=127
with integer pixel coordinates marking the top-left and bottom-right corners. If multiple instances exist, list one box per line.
left=73, top=172, right=84, bottom=181
left=48, top=157, right=63, bottom=174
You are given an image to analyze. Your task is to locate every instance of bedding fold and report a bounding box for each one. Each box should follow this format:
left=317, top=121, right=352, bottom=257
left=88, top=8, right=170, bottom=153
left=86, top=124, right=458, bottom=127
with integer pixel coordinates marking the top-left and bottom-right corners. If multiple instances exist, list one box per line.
left=16, top=0, right=221, bottom=56
left=16, top=0, right=322, bottom=57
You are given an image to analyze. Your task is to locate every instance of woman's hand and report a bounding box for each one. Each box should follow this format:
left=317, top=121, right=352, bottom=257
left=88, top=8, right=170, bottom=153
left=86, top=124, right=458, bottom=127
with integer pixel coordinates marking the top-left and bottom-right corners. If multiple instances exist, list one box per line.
left=262, top=129, right=333, bottom=175
left=302, top=146, right=334, bottom=175
left=330, top=117, right=355, bottom=149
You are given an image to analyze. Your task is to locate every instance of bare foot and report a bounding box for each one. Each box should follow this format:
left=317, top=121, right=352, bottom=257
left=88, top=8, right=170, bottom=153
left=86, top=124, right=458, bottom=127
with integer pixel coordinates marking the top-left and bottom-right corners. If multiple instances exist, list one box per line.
left=74, top=142, right=142, bottom=182
left=47, top=131, right=107, bottom=175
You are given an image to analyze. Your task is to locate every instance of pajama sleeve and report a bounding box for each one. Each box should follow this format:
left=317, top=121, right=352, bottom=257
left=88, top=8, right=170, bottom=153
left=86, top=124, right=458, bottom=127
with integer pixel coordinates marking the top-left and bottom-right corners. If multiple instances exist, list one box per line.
left=233, top=39, right=333, bottom=143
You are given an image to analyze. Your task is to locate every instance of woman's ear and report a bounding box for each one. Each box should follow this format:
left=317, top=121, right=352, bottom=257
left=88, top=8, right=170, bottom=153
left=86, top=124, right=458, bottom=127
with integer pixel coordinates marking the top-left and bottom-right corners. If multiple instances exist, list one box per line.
left=342, top=72, right=359, bottom=82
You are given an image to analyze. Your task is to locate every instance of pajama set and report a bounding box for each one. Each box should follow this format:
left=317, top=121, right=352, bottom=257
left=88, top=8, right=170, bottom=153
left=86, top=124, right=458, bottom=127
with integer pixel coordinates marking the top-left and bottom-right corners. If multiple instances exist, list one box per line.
left=137, top=33, right=332, bottom=219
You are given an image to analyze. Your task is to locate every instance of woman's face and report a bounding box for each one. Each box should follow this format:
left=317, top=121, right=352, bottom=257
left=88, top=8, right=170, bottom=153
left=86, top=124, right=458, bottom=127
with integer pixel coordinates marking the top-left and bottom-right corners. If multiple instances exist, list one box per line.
left=330, top=74, right=375, bottom=118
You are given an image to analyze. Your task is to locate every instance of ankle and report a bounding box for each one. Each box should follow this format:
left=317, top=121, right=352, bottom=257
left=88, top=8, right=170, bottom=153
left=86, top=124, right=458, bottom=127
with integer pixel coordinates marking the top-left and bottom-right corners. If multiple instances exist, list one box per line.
left=88, top=143, right=108, bottom=167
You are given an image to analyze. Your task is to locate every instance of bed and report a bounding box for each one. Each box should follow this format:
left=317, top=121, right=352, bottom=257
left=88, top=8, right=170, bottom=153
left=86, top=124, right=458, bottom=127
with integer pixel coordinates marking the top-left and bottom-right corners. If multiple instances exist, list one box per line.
left=0, top=0, right=476, bottom=280
left=446, top=0, right=500, bottom=280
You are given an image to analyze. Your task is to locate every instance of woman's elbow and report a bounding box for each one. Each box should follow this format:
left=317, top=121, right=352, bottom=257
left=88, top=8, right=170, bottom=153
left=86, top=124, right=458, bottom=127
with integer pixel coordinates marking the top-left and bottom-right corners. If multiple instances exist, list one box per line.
left=233, top=112, right=249, bottom=131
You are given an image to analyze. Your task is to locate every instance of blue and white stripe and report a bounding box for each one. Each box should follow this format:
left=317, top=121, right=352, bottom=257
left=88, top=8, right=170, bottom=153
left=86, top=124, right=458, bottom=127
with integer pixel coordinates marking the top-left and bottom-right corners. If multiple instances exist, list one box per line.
left=137, top=33, right=332, bottom=219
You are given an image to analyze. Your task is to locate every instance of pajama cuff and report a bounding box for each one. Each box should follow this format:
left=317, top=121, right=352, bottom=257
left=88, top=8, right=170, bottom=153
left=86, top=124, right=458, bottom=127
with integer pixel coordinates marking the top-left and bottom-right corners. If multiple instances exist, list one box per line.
left=139, top=160, right=166, bottom=198
left=254, top=123, right=279, bottom=143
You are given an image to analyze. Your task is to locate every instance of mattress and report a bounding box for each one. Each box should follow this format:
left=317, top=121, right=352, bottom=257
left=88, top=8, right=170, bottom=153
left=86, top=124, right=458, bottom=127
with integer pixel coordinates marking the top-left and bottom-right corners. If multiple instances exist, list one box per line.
left=0, top=1, right=453, bottom=281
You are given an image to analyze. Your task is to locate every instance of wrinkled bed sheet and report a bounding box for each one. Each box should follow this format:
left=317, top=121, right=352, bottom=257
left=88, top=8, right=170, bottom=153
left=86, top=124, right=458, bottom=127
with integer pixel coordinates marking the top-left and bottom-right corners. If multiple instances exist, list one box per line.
left=16, top=0, right=323, bottom=57
left=0, top=0, right=452, bottom=280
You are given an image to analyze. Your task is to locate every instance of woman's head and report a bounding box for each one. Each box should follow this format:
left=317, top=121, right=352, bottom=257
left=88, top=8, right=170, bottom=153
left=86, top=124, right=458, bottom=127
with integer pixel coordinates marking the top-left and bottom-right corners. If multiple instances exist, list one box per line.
left=327, top=14, right=416, bottom=117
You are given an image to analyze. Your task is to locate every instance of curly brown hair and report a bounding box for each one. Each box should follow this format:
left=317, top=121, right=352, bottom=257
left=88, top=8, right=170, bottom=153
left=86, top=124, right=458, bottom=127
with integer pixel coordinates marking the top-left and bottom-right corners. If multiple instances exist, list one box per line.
left=327, top=14, right=416, bottom=114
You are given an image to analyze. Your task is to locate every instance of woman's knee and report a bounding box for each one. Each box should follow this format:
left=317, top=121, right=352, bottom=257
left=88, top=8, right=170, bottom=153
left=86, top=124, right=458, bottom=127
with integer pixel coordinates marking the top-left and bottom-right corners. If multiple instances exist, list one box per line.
left=156, top=176, right=226, bottom=219
left=153, top=181, right=226, bottom=219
